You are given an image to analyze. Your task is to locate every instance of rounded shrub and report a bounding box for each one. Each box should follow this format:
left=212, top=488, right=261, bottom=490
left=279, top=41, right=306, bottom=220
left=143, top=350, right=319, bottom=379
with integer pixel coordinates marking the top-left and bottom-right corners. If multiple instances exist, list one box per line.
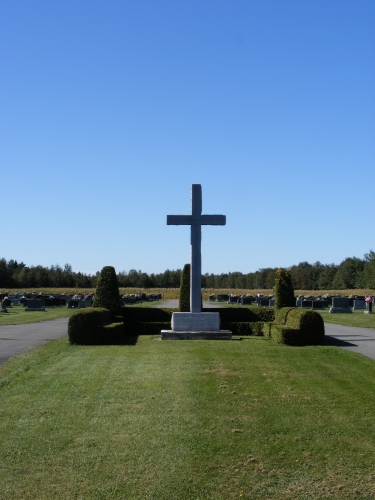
left=274, top=268, right=295, bottom=309
left=179, top=263, right=190, bottom=312
left=93, top=266, right=121, bottom=312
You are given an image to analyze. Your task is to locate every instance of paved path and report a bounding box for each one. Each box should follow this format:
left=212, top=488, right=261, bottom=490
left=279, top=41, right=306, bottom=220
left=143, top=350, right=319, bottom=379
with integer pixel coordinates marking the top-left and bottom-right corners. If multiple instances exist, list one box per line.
left=0, top=318, right=69, bottom=365
left=1, top=314, right=375, bottom=365
left=324, top=323, right=375, bottom=360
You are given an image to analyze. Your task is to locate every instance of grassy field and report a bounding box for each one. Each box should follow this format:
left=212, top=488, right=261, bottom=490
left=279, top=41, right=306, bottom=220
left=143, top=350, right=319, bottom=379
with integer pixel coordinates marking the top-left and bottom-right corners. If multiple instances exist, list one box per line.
left=1, top=335, right=375, bottom=499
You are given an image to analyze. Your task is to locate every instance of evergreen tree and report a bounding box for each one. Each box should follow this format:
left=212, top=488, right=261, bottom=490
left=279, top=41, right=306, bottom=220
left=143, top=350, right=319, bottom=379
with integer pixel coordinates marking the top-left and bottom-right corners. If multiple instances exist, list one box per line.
left=274, top=268, right=295, bottom=309
left=93, top=266, right=121, bottom=311
left=179, top=264, right=190, bottom=312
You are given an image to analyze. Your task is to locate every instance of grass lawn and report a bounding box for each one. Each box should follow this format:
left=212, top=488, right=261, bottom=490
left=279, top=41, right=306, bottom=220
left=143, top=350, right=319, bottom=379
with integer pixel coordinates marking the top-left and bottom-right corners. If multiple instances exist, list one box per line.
left=0, top=306, right=76, bottom=326
left=1, top=335, right=375, bottom=499
left=319, top=309, right=375, bottom=329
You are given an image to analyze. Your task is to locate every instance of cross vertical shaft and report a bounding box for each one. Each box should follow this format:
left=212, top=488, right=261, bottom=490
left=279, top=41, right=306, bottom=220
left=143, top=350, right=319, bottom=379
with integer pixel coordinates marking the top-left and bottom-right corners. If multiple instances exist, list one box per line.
left=190, top=184, right=202, bottom=313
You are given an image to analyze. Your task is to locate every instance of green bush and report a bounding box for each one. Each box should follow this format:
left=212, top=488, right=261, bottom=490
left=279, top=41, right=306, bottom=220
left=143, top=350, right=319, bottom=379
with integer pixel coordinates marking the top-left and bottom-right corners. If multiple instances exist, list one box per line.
left=274, top=307, right=295, bottom=325
left=68, top=308, right=113, bottom=344
left=93, top=266, right=121, bottom=312
left=274, top=268, right=295, bottom=309
left=286, top=308, right=325, bottom=345
left=269, top=307, right=325, bottom=346
left=270, top=325, right=304, bottom=345
left=262, top=322, right=272, bottom=337
left=179, top=264, right=190, bottom=312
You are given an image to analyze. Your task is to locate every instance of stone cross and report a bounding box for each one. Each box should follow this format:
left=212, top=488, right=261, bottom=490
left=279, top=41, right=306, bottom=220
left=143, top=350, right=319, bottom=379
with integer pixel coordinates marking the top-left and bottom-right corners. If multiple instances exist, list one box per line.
left=167, top=184, right=226, bottom=313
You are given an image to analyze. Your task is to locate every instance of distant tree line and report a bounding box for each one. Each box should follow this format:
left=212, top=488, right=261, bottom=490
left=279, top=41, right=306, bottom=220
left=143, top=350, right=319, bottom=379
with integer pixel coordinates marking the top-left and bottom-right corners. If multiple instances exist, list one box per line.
left=0, top=251, right=374, bottom=290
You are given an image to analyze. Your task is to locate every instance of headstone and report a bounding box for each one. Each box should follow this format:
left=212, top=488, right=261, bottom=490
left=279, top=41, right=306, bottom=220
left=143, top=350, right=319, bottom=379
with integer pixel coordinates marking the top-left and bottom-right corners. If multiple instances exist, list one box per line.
left=24, top=299, right=45, bottom=311
left=353, top=300, right=365, bottom=310
left=162, top=184, right=231, bottom=340
left=329, top=297, right=352, bottom=314
left=67, top=300, right=79, bottom=308
left=78, top=300, right=92, bottom=308
left=239, top=296, right=253, bottom=305
left=312, top=300, right=325, bottom=309
left=365, top=301, right=373, bottom=314
left=258, top=298, right=270, bottom=306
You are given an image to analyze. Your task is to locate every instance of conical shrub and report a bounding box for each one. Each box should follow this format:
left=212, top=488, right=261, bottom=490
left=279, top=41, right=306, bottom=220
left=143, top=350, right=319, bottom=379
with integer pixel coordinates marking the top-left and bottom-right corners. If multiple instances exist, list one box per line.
left=274, top=268, right=295, bottom=309
left=179, top=263, right=190, bottom=312
left=93, top=266, right=121, bottom=311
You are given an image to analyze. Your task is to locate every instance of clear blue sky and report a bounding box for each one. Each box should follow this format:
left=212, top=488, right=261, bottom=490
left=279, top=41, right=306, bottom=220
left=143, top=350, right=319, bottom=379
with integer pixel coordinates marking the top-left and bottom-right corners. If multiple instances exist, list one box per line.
left=1, top=0, right=374, bottom=276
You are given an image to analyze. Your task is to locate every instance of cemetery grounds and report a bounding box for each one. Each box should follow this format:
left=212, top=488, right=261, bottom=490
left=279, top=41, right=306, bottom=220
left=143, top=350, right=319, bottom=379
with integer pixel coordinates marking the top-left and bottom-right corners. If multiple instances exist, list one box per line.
left=0, top=289, right=375, bottom=499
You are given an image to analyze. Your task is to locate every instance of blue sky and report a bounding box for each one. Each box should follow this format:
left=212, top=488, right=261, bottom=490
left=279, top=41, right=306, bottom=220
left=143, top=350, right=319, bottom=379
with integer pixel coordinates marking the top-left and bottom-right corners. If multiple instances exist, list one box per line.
left=1, top=0, right=374, bottom=276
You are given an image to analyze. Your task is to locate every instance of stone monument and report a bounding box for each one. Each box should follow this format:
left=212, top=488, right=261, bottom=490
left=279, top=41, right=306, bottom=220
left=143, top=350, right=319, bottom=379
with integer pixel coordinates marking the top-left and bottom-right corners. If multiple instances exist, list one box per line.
left=161, top=184, right=232, bottom=340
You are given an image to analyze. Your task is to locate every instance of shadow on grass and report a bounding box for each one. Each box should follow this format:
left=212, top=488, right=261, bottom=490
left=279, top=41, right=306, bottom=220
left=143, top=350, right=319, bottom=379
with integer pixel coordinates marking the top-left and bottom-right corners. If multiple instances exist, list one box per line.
left=112, top=335, right=139, bottom=346
left=75, top=335, right=140, bottom=346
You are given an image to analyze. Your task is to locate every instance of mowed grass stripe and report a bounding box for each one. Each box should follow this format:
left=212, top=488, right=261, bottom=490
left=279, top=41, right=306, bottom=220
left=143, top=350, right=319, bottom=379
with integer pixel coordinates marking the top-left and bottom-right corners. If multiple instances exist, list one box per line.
left=0, top=336, right=375, bottom=499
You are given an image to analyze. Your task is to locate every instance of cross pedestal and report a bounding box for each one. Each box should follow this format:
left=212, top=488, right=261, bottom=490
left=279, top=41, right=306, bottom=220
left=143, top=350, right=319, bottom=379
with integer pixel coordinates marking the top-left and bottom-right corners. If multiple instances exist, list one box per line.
left=162, top=184, right=232, bottom=340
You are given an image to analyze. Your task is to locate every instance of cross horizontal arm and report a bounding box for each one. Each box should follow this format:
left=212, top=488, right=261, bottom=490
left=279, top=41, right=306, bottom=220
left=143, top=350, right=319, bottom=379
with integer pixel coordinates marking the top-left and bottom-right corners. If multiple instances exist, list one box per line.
left=167, top=215, right=194, bottom=225
left=167, top=215, right=226, bottom=226
left=200, top=215, right=226, bottom=225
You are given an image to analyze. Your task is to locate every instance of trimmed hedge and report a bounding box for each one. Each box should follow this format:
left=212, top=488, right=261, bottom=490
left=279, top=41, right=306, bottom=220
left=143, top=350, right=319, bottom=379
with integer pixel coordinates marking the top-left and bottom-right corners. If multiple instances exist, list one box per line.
left=269, top=307, right=325, bottom=346
left=205, top=306, right=275, bottom=323
left=269, top=326, right=304, bottom=345
left=122, top=307, right=174, bottom=322
left=119, top=306, right=275, bottom=336
left=124, top=322, right=171, bottom=336
left=68, top=308, right=124, bottom=345
left=121, top=306, right=274, bottom=324
left=221, top=321, right=264, bottom=336
left=274, top=307, right=295, bottom=325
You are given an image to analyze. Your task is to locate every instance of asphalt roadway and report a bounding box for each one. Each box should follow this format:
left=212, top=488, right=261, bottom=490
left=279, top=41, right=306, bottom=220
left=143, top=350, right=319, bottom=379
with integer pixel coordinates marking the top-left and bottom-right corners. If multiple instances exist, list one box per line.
left=1, top=310, right=375, bottom=365
left=324, top=322, right=375, bottom=360
left=0, top=317, right=69, bottom=365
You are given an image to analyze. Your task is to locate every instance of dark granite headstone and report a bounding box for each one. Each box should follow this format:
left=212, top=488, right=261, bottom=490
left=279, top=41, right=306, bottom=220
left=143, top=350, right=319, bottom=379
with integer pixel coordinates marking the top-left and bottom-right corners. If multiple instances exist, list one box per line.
left=330, top=297, right=352, bottom=313
left=25, top=299, right=45, bottom=311
left=67, top=300, right=79, bottom=308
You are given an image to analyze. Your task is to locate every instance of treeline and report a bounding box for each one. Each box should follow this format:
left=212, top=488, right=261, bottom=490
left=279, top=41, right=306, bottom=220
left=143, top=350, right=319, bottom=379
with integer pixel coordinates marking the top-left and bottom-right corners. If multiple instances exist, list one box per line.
left=0, top=260, right=182, bottom=289
left=1, top=251, right=374, bottom=290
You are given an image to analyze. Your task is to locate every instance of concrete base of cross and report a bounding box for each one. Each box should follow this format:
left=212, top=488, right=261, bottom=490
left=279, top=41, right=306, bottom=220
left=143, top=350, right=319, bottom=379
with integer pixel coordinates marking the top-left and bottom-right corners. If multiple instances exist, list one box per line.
left=161, top=312, right=232, bottom=340
left=172, top=312, right=221, bottom=331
